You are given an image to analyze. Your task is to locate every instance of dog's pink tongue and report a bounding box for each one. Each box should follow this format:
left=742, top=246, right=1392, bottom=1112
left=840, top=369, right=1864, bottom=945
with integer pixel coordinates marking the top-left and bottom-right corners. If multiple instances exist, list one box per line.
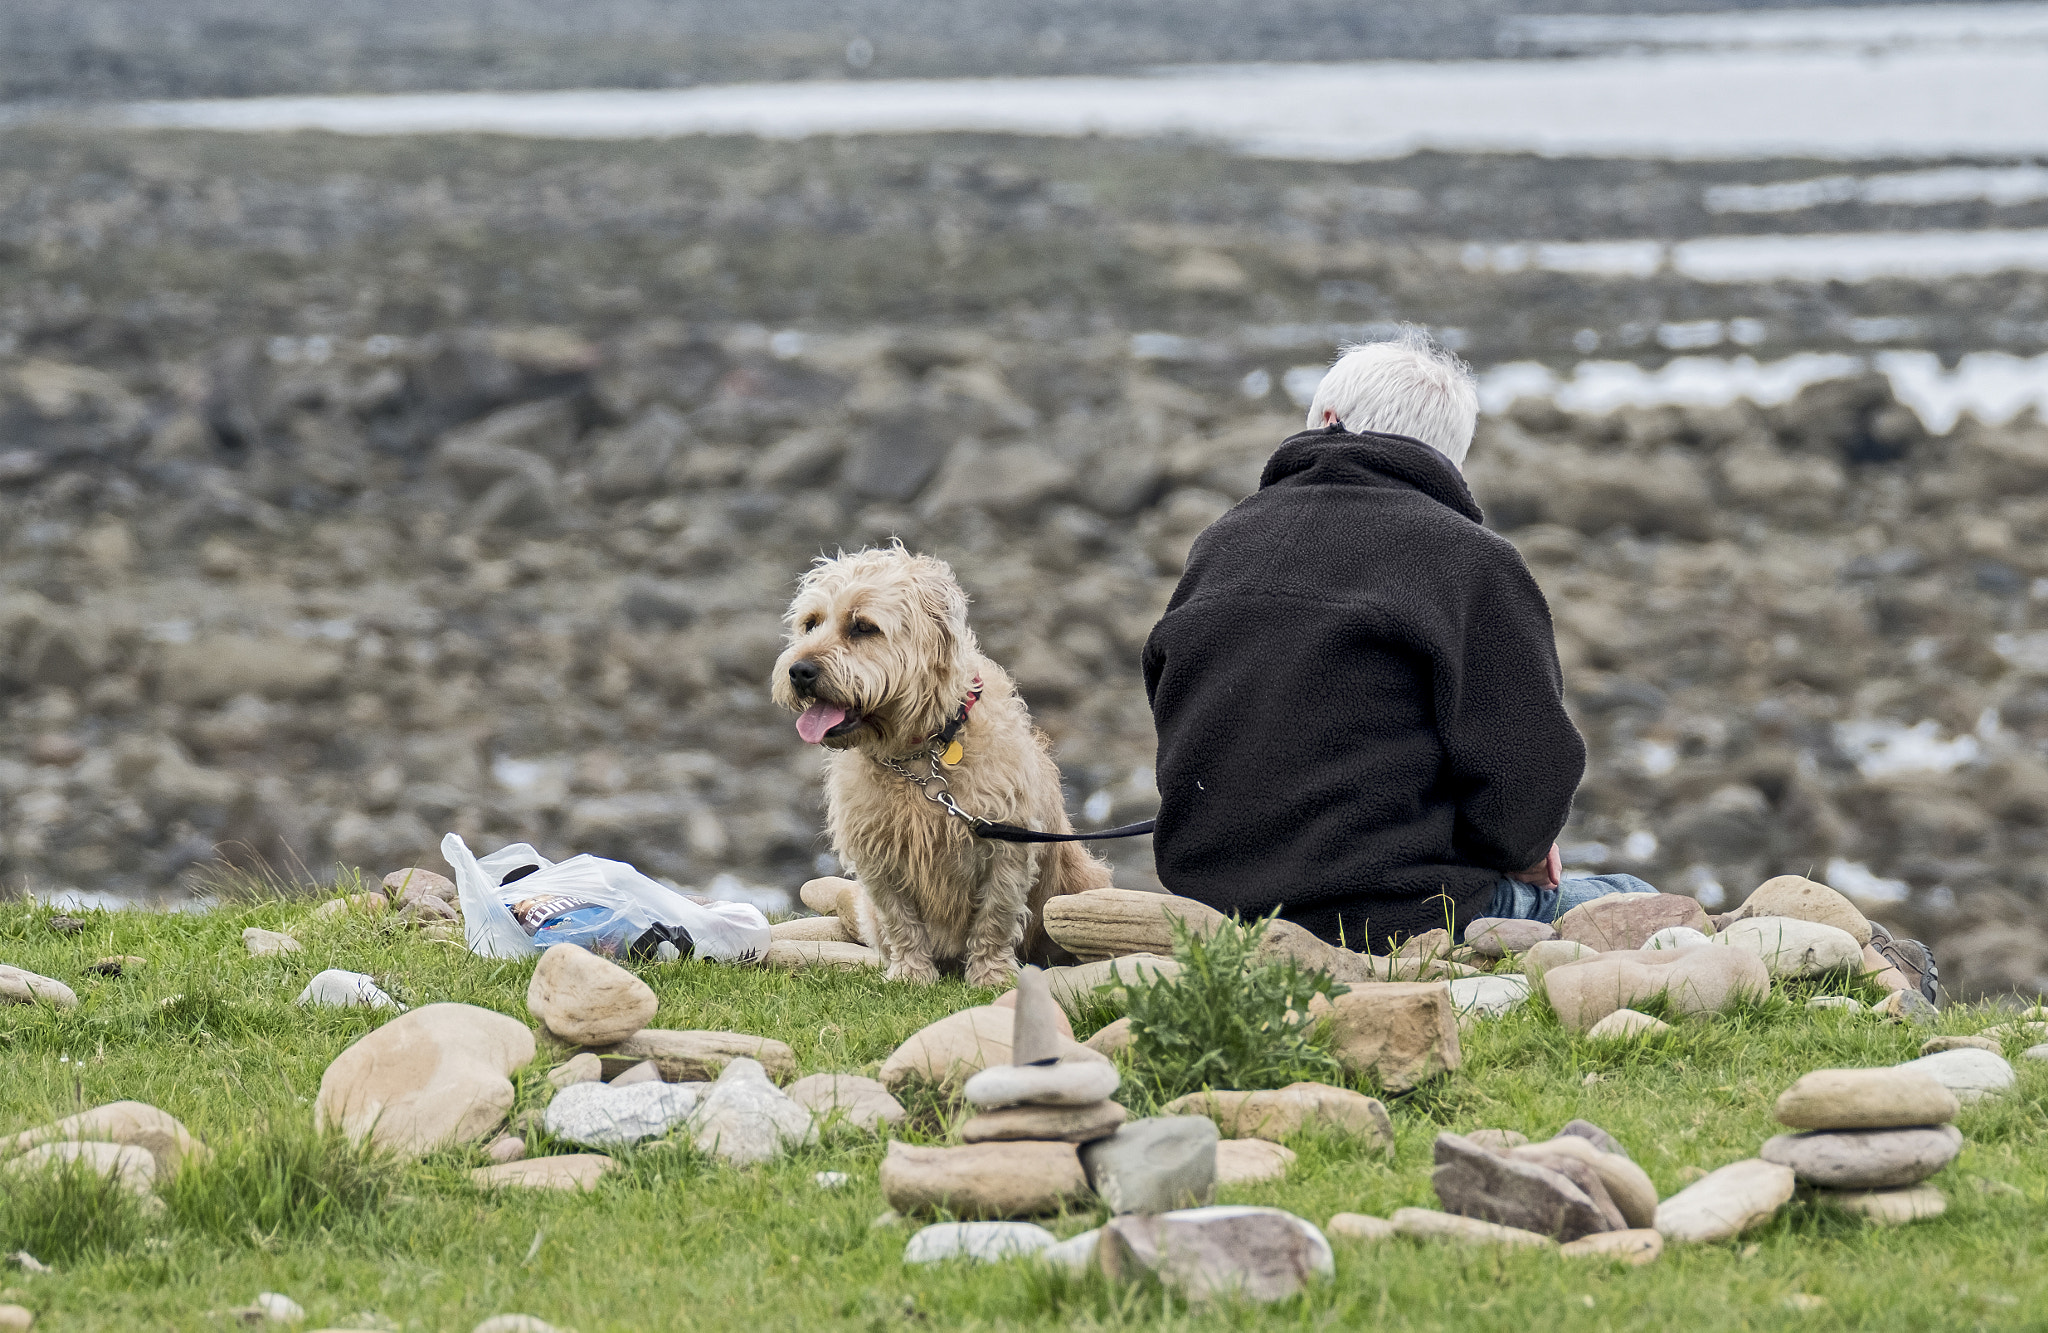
left=796, top=703, right=847, bottom=744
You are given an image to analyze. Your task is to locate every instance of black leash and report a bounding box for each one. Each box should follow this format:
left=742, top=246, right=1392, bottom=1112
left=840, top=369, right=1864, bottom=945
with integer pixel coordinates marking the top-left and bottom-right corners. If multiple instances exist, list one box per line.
left=876, top=679, right=1156, bottom=844
left=971, top=818, right=1156, bottom=844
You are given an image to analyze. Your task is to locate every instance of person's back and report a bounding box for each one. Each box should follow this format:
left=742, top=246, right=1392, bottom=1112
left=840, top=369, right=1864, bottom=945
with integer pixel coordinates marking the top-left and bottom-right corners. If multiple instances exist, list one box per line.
left=1142, top=332, right=1586, bottom=951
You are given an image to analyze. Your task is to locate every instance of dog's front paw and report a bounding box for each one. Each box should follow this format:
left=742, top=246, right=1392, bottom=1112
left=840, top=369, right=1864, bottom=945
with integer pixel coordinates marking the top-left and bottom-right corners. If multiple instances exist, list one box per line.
left=964, top=955, right=1018, bottom=990
left=885, top=956, right=942, bottom=985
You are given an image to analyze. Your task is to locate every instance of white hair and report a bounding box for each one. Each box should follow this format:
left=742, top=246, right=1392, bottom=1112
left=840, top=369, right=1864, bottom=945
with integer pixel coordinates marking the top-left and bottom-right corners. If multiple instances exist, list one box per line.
left=1303, top=329, right=1479, bottom=470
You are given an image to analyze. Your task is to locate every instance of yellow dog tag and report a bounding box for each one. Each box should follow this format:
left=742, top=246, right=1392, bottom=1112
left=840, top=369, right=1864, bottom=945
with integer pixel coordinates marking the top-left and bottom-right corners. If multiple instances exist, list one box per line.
left=939, top=740, right=965, bottom=767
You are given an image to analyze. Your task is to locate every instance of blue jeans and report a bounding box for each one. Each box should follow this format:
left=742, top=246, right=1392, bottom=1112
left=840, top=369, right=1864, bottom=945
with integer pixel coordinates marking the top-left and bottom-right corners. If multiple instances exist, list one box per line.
left=1484, top=873, right=1657, bottom=926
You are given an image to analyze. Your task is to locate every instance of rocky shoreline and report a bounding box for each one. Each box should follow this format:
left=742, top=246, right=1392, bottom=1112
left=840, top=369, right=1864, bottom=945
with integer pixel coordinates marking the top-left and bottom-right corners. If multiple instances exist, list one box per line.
left=2, top=129, right=2047, bottom=998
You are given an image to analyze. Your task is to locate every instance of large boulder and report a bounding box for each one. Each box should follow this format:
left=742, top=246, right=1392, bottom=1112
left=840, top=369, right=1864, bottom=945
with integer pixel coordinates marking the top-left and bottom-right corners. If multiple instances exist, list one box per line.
left=1041, top=889, right=1225, bottom=961
left=1728, top=875, right=1872, bottom=945
left=1543, top=946, right=1769, bottom=1032
left=315, top=1003, right=536, bottom=1156
left=1314, top=983, right=1462, bottom=1091
left=1714, top=918, right=1862, bottom=979
left=1553, top=894, right=1711, bottom=952
left=526, top=944, right=658, bottom=1046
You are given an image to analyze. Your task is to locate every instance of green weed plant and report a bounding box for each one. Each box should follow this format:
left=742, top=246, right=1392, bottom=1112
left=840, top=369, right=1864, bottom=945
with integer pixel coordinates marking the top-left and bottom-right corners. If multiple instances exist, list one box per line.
left=1120, top=912, right=1348, bottom=1106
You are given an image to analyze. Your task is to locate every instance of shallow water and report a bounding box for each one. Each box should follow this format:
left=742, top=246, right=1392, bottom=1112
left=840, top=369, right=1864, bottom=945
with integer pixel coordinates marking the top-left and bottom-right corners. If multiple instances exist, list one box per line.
left=100, top=44, right=2048, bottom=162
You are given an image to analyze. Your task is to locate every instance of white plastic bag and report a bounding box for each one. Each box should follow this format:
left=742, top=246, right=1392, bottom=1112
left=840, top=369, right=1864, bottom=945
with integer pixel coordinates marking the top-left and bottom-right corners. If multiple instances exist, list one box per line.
left=441, top=832, right=771, bottom=963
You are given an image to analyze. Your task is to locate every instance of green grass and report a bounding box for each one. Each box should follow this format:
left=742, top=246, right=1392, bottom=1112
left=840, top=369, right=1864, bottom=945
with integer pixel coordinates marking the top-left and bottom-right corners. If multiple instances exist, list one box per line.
left=4, top=894, right=2048, bottom=1332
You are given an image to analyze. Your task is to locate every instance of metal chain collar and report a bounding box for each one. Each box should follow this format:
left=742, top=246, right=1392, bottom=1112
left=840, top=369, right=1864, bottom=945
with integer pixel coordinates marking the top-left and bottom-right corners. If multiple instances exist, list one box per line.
left=878, top=743, right=990, bottom=830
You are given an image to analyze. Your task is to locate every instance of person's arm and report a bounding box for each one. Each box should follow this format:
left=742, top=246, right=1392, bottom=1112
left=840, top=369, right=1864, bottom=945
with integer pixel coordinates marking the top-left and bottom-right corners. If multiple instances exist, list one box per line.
left=1431, top=551, right=1587, bottom=875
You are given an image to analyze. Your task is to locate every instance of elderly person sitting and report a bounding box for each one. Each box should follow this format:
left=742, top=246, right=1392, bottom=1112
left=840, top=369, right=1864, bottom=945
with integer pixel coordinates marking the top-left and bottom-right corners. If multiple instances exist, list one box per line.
left=1140, top=330, right=1652, bottom=951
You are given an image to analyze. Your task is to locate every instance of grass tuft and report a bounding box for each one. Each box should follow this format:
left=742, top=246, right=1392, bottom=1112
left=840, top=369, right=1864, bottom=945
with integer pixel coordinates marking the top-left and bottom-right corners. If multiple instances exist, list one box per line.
left=160, top=1120, right=401, bottom=1244
left=0, top=1157, right=149, bottom=1264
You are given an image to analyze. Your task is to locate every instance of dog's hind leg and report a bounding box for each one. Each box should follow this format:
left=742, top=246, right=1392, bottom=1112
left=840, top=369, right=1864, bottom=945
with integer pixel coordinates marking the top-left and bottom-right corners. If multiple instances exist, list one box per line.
left=962, top=847, right=1038, bottom=990
left=868, top=882, right=942, bottom=984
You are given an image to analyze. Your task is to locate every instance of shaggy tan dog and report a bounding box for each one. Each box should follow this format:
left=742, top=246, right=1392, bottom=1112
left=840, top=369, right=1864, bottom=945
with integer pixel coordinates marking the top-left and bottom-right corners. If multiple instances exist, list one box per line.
left=770, top=544, right=1113, bottom=985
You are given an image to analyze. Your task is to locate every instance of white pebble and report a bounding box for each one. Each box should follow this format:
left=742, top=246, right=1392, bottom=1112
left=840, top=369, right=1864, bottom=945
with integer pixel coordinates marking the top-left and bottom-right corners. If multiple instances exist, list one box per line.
left=1646, top=926, right=1712, bottom=951
left=254, top=1292, right=304, bottom=1323
left=815, top=1171, right=850, bottom=1189
left=904, top=1221, right=1057, bottom=1264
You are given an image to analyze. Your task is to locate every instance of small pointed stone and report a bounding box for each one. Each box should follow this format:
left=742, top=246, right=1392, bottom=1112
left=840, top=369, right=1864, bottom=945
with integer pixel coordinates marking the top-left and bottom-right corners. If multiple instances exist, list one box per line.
left=1011, top=965, right=1065, bottom=1065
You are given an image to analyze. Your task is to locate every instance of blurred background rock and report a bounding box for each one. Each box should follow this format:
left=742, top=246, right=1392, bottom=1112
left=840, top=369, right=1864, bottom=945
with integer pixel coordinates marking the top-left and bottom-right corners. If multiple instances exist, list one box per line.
left=4, top=0, right=2048, bottom=998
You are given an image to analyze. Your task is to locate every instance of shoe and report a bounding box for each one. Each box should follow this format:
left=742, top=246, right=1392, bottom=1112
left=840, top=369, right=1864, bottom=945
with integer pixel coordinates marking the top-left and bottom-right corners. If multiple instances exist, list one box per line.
left=1867, top=921, right=1941, bottom=1008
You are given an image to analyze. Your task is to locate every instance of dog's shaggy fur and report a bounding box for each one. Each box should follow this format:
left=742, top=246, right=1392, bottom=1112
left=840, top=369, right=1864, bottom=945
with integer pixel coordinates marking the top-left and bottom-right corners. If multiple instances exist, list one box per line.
left=770, top=545, right=1112, bottom=985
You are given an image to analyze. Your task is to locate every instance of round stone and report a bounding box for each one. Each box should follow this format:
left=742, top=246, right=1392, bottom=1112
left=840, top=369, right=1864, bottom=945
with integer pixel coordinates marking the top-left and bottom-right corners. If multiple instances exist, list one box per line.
left=962, top=1059, right=1120, bottom=1110
left=526, top=943, right=658, bottom=1046
left=1760, top=1124, right=1963, bottom=1189
left=1893, top=1048, right=2016, bottom=1104
left=1774, top=1067, right=1959, bottom=1130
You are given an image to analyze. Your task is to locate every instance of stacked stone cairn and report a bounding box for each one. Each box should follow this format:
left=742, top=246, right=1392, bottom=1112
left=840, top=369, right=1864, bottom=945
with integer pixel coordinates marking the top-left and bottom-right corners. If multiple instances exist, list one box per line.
left=892, top=966, right=1336, bottom=1304
left=1763, top=1066, right=1963, bottom=1224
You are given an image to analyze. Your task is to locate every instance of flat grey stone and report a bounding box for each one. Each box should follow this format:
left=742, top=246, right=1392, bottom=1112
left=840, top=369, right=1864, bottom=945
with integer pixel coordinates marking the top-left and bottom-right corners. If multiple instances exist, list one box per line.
left=1099, top=1206, right=1333, bottom=1304
left=688, top=1057, right=816, bottom=1166
left=544, top=1079, right=700, bottom=1148
left=962, top=1099, right=1126, bottom=1144
left=963, top=1059, right=1120, bottom=1109
left=1463, top=919, right=1555, bottom=959
left=1081, top=1116, right=1218, bottom=1215
left=1654, top=1159, right=1795, bottom=1243
left=1039, top=1227, right=1102, bottom=1273
left=1776, top=1067, right=1959, bottom=1129
left=903, top=1221, right=1057, bottom=1264
left=1894, top=1048, right=2015, bottom=1103
left=1760, top=1125, right=1963, bottom=1189
left=1447, top=974, right=1530, bottom=1018
left=1430, top=1132, right=1615, bottom=1241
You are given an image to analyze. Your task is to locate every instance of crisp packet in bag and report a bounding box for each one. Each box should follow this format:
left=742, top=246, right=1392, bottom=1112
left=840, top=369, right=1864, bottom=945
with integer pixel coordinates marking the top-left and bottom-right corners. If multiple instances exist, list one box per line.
left=441, top=832, right=770, bottom=963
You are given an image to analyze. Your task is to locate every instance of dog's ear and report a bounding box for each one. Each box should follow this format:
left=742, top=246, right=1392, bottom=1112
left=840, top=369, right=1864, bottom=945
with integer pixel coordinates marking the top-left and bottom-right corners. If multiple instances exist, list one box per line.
left=907, top=552, right=970, bottom=666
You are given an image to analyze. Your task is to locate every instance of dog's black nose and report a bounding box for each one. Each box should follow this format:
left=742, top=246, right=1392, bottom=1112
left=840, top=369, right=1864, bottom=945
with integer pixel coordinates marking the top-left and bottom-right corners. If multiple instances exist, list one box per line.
left=788, top=659, right=821, bottom=692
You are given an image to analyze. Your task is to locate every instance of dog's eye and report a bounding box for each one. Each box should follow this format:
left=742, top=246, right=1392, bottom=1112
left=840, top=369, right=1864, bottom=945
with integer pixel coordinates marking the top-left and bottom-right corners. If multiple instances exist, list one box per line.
left=800, top=616, right=821, bottom=633
left=848, top=618, right=881, bottom=639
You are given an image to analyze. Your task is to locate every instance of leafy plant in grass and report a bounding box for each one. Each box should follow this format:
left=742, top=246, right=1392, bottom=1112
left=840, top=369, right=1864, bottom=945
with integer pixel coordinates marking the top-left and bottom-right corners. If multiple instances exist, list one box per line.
left=161, top=1121, right=400, bottom=1245
left=0, top=1158, right=147, bottom=1263
left=1120, top=912, right=1348, bottom=1106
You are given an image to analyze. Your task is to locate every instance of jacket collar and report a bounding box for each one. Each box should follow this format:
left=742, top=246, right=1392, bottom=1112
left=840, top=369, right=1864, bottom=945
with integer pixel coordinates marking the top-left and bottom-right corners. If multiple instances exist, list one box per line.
left=1258, top=425, right=1484, bottom=524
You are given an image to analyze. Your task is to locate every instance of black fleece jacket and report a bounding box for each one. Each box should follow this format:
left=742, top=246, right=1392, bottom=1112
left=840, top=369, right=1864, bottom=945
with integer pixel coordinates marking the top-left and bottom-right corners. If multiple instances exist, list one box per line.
left=1141, top=427, right=1586, bottom=952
